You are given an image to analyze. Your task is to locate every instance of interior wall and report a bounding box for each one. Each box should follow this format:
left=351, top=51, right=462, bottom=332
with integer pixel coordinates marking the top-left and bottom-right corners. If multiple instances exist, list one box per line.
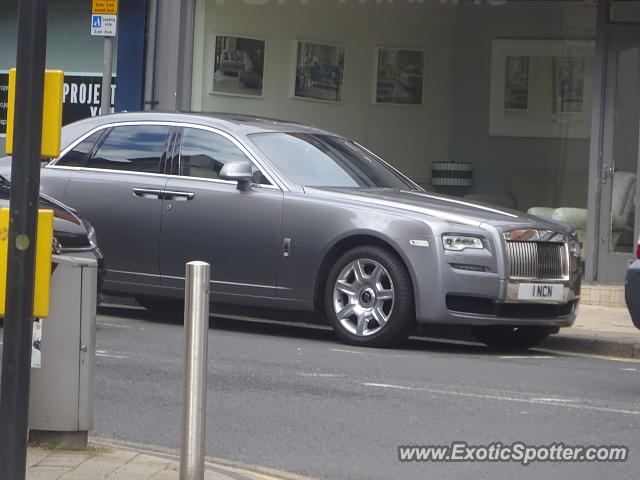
left=193, top=0, right=458, bottom=183
left=194, top=1, right=598, bottom=202
left=449, top=1, right=597, bottom=210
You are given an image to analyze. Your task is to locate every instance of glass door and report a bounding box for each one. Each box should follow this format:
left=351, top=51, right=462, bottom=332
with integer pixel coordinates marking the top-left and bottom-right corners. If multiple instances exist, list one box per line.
left=596, top=34, right=640, bottom=282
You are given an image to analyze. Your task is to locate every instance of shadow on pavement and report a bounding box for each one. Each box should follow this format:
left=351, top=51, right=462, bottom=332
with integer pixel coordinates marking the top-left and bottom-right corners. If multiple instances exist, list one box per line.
left=97, top=302, right=512, bottom=357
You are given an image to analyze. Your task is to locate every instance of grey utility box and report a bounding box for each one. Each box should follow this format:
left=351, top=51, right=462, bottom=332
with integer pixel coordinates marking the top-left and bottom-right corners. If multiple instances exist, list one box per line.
left=28, top=255, right=98, bottom=448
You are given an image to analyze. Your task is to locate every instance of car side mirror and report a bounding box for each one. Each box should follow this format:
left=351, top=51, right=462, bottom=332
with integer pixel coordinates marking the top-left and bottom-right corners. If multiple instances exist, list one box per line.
left=220, top=160, right=253, bottom=192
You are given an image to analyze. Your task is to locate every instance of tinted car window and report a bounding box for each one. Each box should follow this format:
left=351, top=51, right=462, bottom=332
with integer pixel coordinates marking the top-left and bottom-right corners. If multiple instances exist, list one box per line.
left=249, top=132, right=414, bottom=189
left=87, top=125, right=169, bottom=173
left=179, top=128, right=270, bottom=185
left=56, top=131, right=103, bottom=167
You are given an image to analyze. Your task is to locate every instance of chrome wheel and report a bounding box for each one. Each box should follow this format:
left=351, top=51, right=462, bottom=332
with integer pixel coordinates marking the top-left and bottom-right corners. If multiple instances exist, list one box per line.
left=332, top=258, right=395, bottom=337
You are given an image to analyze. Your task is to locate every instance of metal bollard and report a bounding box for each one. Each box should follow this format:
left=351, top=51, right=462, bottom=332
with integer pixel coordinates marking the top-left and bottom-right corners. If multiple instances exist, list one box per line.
left=180, top=261, right=210, bottom=480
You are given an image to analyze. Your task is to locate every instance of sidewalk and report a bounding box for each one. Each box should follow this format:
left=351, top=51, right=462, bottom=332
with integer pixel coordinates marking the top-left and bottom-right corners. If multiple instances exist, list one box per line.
left=26, top=438, right=315, bottom=480
left=422, top=304, right=640, bottom=359
left=541, top=304, right=640, bottom=359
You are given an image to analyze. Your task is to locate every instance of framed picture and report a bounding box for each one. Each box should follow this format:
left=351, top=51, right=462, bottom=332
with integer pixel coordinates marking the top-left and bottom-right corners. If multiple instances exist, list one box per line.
left=375, top=47, right=424, bottom=105
left=489, top=39, right=594, bottom=138
left=553, top=57, right=585, bottom=114
left=294, top=40, right=345, bottom=102
left=212, top=35, right=265, bottom=97
left=504, top=56, right=529, bottom=111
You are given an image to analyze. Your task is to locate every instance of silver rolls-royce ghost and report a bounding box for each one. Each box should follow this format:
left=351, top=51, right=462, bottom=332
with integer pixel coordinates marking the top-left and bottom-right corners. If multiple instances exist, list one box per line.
left=0, top=112, right=581, bottom=349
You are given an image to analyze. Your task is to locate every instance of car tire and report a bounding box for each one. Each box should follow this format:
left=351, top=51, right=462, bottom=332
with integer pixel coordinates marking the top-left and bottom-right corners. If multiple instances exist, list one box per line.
left=324, top=246, right=415, bottom=347
left=471, top=325, right=551, bottom=351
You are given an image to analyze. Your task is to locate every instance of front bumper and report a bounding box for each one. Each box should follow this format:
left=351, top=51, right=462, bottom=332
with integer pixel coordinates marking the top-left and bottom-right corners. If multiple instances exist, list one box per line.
left=416, top=274, right=579, bottom=328
left=626, top=260, right=640, bottom=330
left=412, top=237, right=581, bottom=328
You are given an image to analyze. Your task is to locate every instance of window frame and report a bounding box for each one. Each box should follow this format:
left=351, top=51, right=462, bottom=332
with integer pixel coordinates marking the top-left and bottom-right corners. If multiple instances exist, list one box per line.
left=47, top=121, right=282, bottom=190
left=83, top=124, right=172, bottom=175
left=52, top=128, right=108, bottom=168
left=174, top=124, right=278, bottom=189
left=48, top=121, right=176, bottom=178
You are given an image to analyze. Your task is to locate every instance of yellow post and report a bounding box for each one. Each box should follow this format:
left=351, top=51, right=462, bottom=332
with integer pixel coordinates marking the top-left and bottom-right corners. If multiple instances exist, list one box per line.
left=33, top=209, right=54, bottom=318
left=0, top=208, right=54, bottom=318
left=0, top=208, right=9, bottom=316
left=5, top=68, right=64, bottom=158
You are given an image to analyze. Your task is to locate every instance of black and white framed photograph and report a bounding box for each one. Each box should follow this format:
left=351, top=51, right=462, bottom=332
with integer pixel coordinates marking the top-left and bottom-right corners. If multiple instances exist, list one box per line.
left=375, top=47, right=424, bottom=105
left=294, top=40, right=345, bottom=102
left=489, top=39, right=594, bottom=138
left=504, top=55, right=529, bottom=111
left=212, top=35, right=265, bottom=97
left=553, top=57, right=585, bottom=114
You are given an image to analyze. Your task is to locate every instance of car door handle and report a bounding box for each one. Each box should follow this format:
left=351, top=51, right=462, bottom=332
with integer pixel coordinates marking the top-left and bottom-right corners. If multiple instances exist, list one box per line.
left=162, top=190, right=196, bottom=201
left=133, top=188, right=164, bottom=199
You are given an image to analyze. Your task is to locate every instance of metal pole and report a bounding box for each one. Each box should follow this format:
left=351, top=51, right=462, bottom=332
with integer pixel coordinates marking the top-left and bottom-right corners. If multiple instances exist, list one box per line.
left=143, top=0, right=158, bottom=111
left=0, top=0, right=48, bottom=477
left=100, top=36, right=114, bottom=115
left=180, top=261, right=210, bottom=480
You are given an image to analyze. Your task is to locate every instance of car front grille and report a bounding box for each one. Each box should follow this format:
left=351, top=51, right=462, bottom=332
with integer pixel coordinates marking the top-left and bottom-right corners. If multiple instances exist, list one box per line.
left=446, top=295, right=577, bottom=318
left=505, top=241, right=569, bottom=280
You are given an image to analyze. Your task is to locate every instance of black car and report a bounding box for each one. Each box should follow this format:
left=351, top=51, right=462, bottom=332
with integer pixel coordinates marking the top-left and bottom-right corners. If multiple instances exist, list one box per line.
left=0, top=175, right=104, bottom=289
left=626, top=236, right=640, bottom=329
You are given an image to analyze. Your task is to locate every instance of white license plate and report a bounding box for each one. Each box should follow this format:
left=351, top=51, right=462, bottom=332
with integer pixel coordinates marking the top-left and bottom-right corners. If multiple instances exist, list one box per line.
left=517, top=283, right=565, bottom=302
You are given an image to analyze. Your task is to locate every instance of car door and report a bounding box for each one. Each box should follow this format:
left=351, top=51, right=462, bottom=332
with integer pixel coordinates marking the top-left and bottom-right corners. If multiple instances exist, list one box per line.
left=160, top=125, right=283, bottom=299
left=61, top=123, right=173, bottom=289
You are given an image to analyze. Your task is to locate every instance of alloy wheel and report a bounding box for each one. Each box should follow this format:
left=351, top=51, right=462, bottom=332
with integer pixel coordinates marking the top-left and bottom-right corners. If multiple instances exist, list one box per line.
left=332, top=258, right=395, bottom=337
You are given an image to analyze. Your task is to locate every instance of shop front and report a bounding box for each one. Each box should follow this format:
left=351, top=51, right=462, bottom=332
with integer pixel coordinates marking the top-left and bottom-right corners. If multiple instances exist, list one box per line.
left=586, top=1, right=640, bottom=283
left=184, top=0, right=638, bottom=284
left=1, top=0, right=637, bottom=286
left=0, top=0, right=116, bottom=155
left=0, top=0, right=147, bottom=155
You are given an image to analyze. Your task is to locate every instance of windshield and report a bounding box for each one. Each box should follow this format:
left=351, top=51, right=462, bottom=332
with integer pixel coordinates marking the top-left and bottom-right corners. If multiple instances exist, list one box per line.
left=249, top=132, right=417, bottom=189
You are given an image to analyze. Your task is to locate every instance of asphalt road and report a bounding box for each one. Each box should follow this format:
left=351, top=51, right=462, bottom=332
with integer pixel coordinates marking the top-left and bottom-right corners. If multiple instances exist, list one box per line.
left=3, top=304, right=640, bottom=479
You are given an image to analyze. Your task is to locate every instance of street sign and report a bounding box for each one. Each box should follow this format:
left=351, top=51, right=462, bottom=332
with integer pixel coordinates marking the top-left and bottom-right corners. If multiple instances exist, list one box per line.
left=92, top=0, right=118, bottom=15
left=90, top=14, right=117, bottom=37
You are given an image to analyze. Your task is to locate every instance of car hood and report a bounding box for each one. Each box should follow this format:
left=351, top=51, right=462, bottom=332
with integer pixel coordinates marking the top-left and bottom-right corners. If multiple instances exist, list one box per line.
left=44, top=199, right=92, bottom=247
left=0, top=185, right=91, bottom=248
left=307, top=187, right=573, bottom=234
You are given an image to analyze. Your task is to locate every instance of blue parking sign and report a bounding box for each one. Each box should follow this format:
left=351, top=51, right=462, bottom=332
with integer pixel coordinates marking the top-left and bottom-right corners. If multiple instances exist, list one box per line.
left=90, top=13, right=116, bottom=37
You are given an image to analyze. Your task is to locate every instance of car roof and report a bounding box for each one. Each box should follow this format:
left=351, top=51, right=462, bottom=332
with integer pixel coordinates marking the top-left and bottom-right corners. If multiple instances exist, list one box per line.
left=64, top=111, right=335, bottom=137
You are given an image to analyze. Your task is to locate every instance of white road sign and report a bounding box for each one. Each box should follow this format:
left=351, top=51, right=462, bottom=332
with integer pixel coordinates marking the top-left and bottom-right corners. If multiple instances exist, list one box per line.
left=91, top=14, right=117, bottom=37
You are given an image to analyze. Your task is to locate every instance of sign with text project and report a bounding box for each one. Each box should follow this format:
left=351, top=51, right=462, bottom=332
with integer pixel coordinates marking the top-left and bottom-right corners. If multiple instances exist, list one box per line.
left=0, top=71, right=117, bottom=137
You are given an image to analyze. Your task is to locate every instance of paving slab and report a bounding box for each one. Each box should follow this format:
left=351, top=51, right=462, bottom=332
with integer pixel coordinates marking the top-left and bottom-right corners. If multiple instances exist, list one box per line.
left=541, top=304, right=640, bottom=358
left=26, top=440, right=318, bottom=480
